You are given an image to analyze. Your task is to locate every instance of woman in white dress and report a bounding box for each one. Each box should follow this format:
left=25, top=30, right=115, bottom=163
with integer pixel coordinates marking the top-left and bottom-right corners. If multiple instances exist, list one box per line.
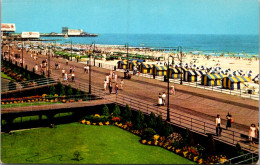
left=249, top=124, right=257, bottom=144
left=158, top=93, right=163, bottom=106
left=104, top=79, right=107, bottom=91
left=64, top=72, right=68, bottom=82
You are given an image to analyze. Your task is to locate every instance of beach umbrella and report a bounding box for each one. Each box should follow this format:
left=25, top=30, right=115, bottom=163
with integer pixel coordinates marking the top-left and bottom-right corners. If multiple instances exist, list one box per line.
left=247, top=73, right=252, bottom=77
left=196, top=67, right=200, bottom=70
left=211, top=71, right=216, bottom=74
left=221, top=71, right=225, bottom=74
left=242, top=74, right=246, bottom=76
left=249, top=70, right=252, bottom=73
left=228, top=74, right=232, bottom=77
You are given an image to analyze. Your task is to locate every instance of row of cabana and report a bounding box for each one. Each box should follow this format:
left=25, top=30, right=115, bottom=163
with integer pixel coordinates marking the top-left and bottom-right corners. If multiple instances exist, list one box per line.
left=117, top=60, right=254, bottom=90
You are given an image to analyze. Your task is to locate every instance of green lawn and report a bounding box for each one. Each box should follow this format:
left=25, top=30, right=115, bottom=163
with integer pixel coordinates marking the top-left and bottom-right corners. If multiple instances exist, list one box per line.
left=1, top=123, right=194, bottom=164
left=1, top=101, right=62, bottom=108
left=1, top=72, right=15, bottom=81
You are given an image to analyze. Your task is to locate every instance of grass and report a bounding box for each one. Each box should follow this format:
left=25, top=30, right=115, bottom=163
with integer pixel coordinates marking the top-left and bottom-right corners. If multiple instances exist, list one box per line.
left=1, top=101, right=62, bottom=108
left=1, top=123, right=194, bottom=164
left=1, top=72, right=15, bottom=81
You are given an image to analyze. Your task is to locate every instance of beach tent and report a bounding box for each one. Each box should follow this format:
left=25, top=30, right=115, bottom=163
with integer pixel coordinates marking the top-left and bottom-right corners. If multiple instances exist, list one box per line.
left=117, top=60, right=128, bottom=69
left=153, top=65, right=168, bottom=76
left=183, top=70, right=199, bottom=82
left=139, top=62, right=153, bottom=74
left=201, top=73, right=226, bottom=86
left=222, top=76, right=251, bottom=90
left=194, top=70, right=206, bottom=81
left=169, top=67, right=182, bottom=79
left=128, top=61, right=139, bottom=70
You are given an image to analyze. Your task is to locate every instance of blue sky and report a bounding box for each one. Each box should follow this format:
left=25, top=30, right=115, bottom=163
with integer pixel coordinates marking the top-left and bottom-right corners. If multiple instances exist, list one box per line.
left=1, top=0, right=259, bottom=34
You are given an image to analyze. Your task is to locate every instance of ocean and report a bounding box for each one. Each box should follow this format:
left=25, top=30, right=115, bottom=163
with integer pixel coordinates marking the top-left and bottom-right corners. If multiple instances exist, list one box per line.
left=42, top=34, right=259, bottom=56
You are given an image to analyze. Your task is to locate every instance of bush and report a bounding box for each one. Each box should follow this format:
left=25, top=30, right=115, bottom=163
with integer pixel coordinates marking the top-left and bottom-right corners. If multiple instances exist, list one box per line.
left=142, top=128, right=156, bottom=141
left=121, top=104, right=132, bottom=123
left=147, top=112, right=157, bottom=129
left=60, top=85, right=65, bottom=96
left=160, top=122, right=173, bottom=137
left=50, top=85, right=56, bottom=95
left=112, top=105, right=120, bottom=117
left=133, top=110, right=144, bottom=130
left=103, top=105, right=110, bottom=116
left=155, top=115, right=164, bottom=135
left=66, top=85, right=73, bottom=96
left=32, top=67, right=35, bottom=73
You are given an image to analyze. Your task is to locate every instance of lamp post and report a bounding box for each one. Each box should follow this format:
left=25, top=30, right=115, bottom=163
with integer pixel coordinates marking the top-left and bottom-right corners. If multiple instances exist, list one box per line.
left=178, top=46, right=183, bottom=85
left=89, top=41, right=95, bottom=94
left=70, top=40, right=72, bottom=61
left=48, top=45, right=51, bottom=78
left=22, top=41, right=24, bottom=68
left=166, top=49, right=176, bottom=122
left=126, top=43, right=129, bottom=70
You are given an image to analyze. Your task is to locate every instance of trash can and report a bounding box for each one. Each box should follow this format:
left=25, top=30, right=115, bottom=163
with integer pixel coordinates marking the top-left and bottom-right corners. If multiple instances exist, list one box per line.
left=248, top=89, right=252, bottom=94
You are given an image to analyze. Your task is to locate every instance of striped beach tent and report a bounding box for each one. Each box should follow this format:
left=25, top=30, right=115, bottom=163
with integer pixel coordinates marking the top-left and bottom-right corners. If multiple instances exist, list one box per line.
left=153, top=65, right=168, bottom=76
left=169, top=67, right=182, bottom=79
left=222, top=76, right=251, bottom=90
left=117, top=60, right=128, bottom=69
left=128, top=60, right=139, bottom=70
left=194, top=70, right=206, bottom=81
left=184, top=70, right=198, bottom=82
left=140, top=62, right=153, bottom=74
left=201, top=74, right=226, bottom=86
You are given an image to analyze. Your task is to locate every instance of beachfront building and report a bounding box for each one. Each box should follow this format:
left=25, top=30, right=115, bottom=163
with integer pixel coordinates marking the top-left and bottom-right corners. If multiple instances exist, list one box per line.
left=139, top=62, right=153, bottom=74
left=128, top=60, right=142, bottom=71
left=152, top=65, right=167, bottom=76
left=169, top=67, right=182, bottom=79
left=222, top=76, right=251, bottom=90
left=201, top=74, right=226, bottom=86
left=117, top=60, right=127, bottom=69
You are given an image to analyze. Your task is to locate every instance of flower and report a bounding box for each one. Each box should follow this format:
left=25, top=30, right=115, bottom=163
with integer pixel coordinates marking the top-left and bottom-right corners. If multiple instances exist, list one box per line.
left=93, top=123, right=96, bottom=125
left=194, top=156, right=199, bottom=162
left=198, top=158, right=204, bottom=164
left=105, top=121, right=110, bottom=125
left=81, top=120, right=86, bottom=124
left=175, top=149, right=181, bottom=154
left=147, top=141, right=152, bottom=145
left=111, top=117, right=120, bottom=122
left=94, top=114, right=100, bottom=117
left=42, top=94, right=47, bottom=98
left=141, top=140, right=146, bottom=144
left=99, top=122, right=103, bottom=126
left=153, top=134, right=160, bottom=141
left=167, top=146, right=172, bottom=150
left=86, top=121, right=91, bottom=125
left=118, top=123, right=122, bottom=127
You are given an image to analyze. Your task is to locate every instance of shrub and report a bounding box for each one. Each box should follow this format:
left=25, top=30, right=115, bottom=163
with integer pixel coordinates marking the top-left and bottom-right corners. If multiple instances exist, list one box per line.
left=147, top=112, right=157, bottom=129
left=112, top=105, right=120, bottom=117
left=142, top=128, right=156, bottom=141
left=66, top=85, right=73, bottom=96
left=60, top=84, right=65, bottom=96
left=75, top=89, right=81, bottom=96
left=102, top=105, right=110, bottom=116
left=50, top=85, right=56, bottom=96
left=160, top=122, right=173, bottom=137
left=133, top=110, right=144, bottom=130
left=32, top=67, right=35, bottom=73
left=155, top=114, right=164, bottom=135
left=121, top=104, right=132, bottom=123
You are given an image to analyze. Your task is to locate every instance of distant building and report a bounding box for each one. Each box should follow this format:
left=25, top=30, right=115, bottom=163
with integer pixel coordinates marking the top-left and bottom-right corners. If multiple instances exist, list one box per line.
left=62, top=27, right=83, bottom=36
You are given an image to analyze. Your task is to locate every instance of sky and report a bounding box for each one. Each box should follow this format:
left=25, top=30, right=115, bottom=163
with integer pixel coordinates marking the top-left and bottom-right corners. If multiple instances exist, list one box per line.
left=1, top=0, right=259, bottom=35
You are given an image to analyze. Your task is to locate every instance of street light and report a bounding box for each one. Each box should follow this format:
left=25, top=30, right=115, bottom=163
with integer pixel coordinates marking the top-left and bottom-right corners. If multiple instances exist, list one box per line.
left=89, top=41, right=95, bottom=94
left=166, top=49, right=176, bottom=122
left=178, top=46, right=183, bottom=85
left=125, top=43, right=129, bottom=70
left=21, top=41, right=24, bottom=68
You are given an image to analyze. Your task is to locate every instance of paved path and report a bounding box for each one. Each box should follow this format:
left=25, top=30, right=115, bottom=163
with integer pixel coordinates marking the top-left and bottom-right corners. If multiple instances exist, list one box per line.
left=2, top=46, right=259, bottom=151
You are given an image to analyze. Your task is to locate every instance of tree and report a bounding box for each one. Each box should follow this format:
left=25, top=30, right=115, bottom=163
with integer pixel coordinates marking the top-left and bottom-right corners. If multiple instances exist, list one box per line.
left=26, top=74, right=31, bottom=80
left=155, top=114, right=164, bottom=135
left=102, top=105, right=110, bottom=116
left=142, top=128, right=156, bottom=141
left=112, top=104, right=121, bottom=117
left=133, top=110, right=144, bottom=130
left=121, top=104, right=132, bottom=123
left=66, top=84, right=73, bottom=96
left=50, top=85, right=56, bottom=96
left=147, top=112, right=157, bottom=129
left=60, top=85, right=65, bottom=96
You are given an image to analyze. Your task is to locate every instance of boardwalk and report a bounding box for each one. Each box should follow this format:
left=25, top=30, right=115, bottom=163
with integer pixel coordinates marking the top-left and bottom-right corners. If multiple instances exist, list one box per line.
left=2, top=46, right=259, bottom=151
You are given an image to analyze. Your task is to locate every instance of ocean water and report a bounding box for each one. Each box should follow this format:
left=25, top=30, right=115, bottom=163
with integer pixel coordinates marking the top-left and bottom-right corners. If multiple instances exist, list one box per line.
left=42, top=34, right=259, bottom=56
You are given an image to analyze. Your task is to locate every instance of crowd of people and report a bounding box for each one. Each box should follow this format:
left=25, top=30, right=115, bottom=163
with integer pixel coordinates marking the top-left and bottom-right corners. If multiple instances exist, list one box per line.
left=103, top=70, right=124, bottom=95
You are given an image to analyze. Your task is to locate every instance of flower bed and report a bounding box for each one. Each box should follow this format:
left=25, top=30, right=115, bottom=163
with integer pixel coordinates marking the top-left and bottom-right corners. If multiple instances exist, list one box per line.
left=79, top=104, right=229, bottom=164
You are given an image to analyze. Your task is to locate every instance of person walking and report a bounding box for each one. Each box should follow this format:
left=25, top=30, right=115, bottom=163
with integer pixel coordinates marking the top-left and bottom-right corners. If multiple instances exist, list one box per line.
left=86, top=65, right=89, bottom=73
left=84, top=65, right=87, bottom=73
left=162, top=92, right=166, bottom=106
left=216, top=114, right=222, bottom=136
left=104, top=79, right=107, bottom=91
left=35, top=64, right=38, bottom=72
left=58, top=62, right=61, bottom=69
left=120, top=79, right=124, bottom=90
left=62, top=68, right=65, bottom=77
left=115, top=83, right=119, bottom=94
left=71, top=72, right=75, bottom=82
left=171, top=85, right=176, bottom=95
left=109, top=82, right=112, bottom=94
left=69, top=66, right=72, bottom=74
left=158, top=93, right=163, bottom=106
left=66, top=59, right=68, bottom=65
left=115, top=74, right=118, bottom=82
left=72, top=66, right=76, bottom=73
left=64, top=72, right=68, bottom=82
left=249, top=124, right=257, bottom=144
left=226, top=112, right=232, bottom=129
